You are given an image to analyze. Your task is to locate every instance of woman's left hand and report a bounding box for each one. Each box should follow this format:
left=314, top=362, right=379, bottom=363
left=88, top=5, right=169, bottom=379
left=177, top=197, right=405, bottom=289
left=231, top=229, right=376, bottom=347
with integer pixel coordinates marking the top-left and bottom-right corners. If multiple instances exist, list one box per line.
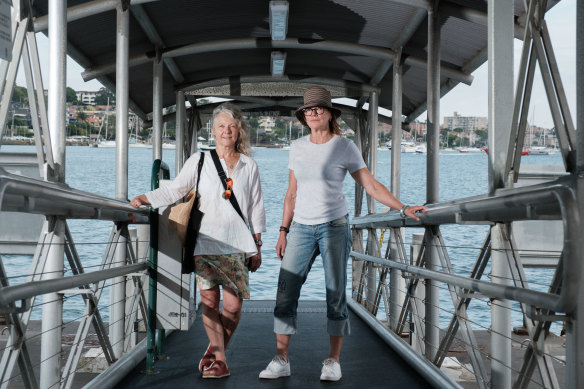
left=246, top=253, right=262, bottom=272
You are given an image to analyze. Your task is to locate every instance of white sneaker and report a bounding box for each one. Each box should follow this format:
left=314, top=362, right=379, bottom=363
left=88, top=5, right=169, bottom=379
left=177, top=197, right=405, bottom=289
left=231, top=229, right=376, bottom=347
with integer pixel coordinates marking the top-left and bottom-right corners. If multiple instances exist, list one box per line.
left=320, top=358, right=342, bottom=381
left=259, top=355, right=291, bottom=379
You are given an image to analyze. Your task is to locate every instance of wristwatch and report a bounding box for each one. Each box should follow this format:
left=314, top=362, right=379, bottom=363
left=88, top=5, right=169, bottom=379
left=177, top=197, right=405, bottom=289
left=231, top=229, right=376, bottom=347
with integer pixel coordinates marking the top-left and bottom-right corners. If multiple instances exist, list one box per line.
left=254, top=238, right=263, bottom=247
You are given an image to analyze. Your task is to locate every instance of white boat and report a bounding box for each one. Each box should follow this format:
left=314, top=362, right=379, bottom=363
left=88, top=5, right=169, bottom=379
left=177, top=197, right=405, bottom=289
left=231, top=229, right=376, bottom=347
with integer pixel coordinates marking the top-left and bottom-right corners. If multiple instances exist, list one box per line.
left=130, top=142, right=151, bottom=149
left=281, top=145, right=291, bottom=150
left=414, top=144, right=427, bottom=154
left=96, top=140, right=116, bottom=148
left=162, top=142, right=176, bottom=149
left=198, top=142, right=216, bottom=151
left=459, top=147, right=483, bottom=153
left=401, top=141, right=416, bottom=153
left=528, top=146, right=555, bottom=155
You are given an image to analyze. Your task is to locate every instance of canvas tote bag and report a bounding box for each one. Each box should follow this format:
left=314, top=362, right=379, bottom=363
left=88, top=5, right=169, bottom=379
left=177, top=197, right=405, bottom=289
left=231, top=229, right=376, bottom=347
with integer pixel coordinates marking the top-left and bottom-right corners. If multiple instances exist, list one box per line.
left=168, top=152, right=205, bottom=273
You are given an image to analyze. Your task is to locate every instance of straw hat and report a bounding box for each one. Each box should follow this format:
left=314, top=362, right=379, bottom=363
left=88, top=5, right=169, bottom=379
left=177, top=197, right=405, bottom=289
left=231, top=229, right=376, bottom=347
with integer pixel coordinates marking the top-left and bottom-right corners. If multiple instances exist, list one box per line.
left=295, top=86, right=341, bottom=126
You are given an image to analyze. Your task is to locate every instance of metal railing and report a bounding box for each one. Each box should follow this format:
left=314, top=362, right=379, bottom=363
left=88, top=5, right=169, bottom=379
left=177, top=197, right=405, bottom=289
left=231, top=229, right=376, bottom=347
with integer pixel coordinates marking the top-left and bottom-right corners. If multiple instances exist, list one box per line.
left=0, top=167, right=151, bottom=388
left=145, top=159, right=169, bottom=372
left=350, top=175, right=579, bottom=388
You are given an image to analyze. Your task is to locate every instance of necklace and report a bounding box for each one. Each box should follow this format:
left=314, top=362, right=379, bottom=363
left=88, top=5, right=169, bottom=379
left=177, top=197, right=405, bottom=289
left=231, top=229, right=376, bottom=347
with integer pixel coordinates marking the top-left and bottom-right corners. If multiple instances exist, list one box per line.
left=220, top=152, right=238, bottom=171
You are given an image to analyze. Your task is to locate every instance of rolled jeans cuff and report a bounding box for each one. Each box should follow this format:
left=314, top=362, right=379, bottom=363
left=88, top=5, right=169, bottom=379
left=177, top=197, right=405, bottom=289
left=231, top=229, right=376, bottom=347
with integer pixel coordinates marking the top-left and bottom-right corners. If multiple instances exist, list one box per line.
left=327, top=317, right=351, bottom=336
left=274, top=315, right=297, bottom=335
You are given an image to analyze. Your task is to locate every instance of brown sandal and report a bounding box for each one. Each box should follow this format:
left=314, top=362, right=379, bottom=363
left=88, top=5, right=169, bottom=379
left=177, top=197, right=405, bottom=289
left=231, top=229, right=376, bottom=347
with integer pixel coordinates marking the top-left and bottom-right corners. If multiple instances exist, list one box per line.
left=197, top=344, right=215, bottom=372
left=202, top=360, right=230, bottom=378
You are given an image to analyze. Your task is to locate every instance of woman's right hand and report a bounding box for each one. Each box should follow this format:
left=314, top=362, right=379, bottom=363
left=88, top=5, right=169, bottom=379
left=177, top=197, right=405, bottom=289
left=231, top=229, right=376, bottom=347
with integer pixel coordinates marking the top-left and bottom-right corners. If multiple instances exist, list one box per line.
left=130, top=194, right=150, bottom=208
left=276, top=233, right=287, bottom=261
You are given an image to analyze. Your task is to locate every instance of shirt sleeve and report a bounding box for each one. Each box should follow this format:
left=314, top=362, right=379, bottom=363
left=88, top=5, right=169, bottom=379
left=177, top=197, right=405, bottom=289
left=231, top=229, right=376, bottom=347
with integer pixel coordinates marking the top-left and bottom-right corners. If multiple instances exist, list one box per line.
left=287, top=140, right=295, bottom=171
left=144, top=152, right=202, bottom=209
left=246, top=160, right=266, bottom=234
left=344, top=140, right=367, bottom=173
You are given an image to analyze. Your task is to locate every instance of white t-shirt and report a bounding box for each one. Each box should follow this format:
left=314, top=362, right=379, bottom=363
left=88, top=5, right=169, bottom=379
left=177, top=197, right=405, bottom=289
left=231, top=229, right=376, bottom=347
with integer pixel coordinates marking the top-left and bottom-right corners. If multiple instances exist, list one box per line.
left=145, top=151, right=266, bottom=258
left=289, top=135, right=367, bottom=225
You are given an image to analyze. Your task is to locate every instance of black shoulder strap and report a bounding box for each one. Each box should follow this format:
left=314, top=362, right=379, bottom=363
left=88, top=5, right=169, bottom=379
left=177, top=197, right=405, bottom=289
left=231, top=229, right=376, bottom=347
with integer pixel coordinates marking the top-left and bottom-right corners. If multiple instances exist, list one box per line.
left=194, top=152, right=205, bottom=192
left=210, top=149, right=245, bottom=222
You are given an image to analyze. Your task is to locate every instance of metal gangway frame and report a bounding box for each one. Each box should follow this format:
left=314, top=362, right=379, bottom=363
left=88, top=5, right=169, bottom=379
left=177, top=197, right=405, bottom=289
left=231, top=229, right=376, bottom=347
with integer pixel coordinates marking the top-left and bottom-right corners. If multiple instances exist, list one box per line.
left=0, top=1, right=582, bottom=389
left=349, top=1, right=584, bottom=389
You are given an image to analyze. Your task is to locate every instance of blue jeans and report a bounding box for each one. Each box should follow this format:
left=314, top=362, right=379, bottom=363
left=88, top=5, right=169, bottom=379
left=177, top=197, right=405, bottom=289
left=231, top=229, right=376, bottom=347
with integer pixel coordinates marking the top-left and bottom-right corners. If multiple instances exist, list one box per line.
left=274, top=214, right=351, bottom=336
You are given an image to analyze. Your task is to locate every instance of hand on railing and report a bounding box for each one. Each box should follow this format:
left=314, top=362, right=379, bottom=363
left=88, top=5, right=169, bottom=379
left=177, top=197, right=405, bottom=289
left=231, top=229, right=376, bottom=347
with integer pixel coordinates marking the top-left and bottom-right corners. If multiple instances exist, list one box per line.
left=400, top=204, right=427, bottom=221
left=130, top=194, right=151, bottom=208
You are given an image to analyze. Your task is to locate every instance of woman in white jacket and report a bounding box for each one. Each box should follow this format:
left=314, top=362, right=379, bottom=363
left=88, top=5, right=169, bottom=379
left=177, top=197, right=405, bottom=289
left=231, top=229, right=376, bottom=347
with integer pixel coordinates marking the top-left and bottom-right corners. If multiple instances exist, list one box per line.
left=131, top=102, right=266, bottom=379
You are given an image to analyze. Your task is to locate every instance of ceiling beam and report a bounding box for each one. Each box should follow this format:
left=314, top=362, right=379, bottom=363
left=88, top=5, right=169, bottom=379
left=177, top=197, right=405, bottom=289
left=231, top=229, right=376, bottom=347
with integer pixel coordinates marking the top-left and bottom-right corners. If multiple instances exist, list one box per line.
left=33, top=0, right=160, bottom=32
left=82, top=37, right=473, bottom=86
left=178, top=75, right=379, bottom=97
left=130, top=4, right=185, bottom=83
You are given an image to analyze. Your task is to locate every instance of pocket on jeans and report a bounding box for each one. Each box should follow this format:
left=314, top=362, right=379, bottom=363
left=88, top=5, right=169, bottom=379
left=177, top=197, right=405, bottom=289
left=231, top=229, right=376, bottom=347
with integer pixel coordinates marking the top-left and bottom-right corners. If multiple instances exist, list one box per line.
left=327, top=215, right=348, bottom=227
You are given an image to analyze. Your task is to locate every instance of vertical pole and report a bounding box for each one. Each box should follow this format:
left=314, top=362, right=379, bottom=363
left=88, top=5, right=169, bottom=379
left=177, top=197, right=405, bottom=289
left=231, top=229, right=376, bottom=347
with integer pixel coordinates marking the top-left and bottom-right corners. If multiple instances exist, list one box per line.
left=425, top=1, right=440, bottom=361
left=567, top=2, right=584, bottom=388
left=390, top=50, right=405, bottom=331
left=152, top=51, right=163, bottom=161
left=175, top=90, right=185, bottom=173
left=410, top=233, right=425, bottom=354
left=352, top=112, right=364, bottom=295
left=491, top=225, right=512, bottom=388
left=366, top=91, right=379, bottom=308
left=40, top=1, right=66, bottom=387
left=111, top=2, right=130, bottom=359
left=488, top=1, right=514, bottom=388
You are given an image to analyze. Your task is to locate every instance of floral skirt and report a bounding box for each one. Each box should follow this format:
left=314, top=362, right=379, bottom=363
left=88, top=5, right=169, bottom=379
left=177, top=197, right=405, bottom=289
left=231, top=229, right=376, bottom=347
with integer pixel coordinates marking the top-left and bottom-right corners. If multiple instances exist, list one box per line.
left=195, top=253, right=249, bottom=299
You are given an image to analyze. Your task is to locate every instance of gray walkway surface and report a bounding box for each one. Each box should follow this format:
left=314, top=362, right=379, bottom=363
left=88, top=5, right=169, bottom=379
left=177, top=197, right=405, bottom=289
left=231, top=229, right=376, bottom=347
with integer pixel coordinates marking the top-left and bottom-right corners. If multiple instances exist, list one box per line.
left=117, top=300, right=432, bottom=388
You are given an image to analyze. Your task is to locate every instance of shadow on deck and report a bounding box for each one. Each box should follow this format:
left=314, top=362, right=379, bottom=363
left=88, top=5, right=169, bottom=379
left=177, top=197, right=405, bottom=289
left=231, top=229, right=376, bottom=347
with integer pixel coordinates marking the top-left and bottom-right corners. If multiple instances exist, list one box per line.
left=117, top=300, right=432, bottom=388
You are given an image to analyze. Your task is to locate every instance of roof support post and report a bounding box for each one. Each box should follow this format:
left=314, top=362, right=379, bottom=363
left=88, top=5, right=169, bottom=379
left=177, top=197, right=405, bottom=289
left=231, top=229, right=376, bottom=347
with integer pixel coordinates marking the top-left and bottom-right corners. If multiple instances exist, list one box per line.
left=111, top=1, right=131, bottom=360
left=41, top=1, right=68, bottom=387
left=0, top=13, right=26, bottom=149
left=567, top=3, right=584, bottom=389
left=365, top=91, right=379, bottom=310
left=389, top=49, right=405, bottom=332
left=425, top=1, right=440, bottom=363
left=488, top=1, right=514, bottom=388
left=152, top=50, right=163, bottom=161
left=175, top=91, right=186, bottom=173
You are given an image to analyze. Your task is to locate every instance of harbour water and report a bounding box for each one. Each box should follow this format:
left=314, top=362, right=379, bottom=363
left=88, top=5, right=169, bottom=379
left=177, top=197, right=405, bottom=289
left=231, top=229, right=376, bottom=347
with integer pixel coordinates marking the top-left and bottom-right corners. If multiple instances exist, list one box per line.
left=1, top=145, right=564, bottom=333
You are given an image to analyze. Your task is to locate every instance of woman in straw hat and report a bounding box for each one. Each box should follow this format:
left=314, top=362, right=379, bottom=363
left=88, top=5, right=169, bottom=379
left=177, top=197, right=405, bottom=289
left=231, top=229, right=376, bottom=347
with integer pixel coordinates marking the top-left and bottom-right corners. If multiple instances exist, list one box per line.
left=131, top=102, right=265, bottom=379
left=259, top=86, right=426, bottom=382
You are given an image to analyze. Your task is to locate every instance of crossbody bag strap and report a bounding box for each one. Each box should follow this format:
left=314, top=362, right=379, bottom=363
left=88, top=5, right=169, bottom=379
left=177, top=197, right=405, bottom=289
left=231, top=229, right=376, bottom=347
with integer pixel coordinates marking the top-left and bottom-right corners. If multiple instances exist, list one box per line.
left=194, top=152, right=205, bottom=193
left=210, top=149, right=245, bottom=222
left=188, top=152, right=205, bottom=216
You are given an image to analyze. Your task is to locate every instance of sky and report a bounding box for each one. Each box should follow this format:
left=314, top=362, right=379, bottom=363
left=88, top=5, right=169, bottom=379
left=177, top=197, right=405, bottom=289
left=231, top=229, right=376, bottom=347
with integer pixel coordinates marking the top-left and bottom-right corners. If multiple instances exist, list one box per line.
left=14, top=0, right=576, bottom=129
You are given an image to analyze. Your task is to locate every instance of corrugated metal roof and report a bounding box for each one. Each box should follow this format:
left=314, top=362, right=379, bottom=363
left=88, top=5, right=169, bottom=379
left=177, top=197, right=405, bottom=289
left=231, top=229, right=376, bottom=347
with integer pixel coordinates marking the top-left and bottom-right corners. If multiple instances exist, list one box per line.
left=30, top=0, right=559, bottom=122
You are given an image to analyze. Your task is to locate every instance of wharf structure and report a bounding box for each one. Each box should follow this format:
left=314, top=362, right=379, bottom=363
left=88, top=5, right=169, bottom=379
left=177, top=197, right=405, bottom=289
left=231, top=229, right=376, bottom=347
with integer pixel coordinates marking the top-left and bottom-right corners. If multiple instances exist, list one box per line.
left=0, top=1, right=582, bottom=388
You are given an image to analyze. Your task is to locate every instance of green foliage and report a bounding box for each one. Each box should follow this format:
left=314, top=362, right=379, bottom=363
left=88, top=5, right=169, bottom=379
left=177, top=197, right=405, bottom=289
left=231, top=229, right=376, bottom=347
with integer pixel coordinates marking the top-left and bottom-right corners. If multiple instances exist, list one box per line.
left=247, top=116, right=259, bottom=130
left=11, top=86, right=27, bottom=104
left=77, top=109, right=87, bottom=123
left=66, top=87, right=78, bottom=104
left=8, top=116, right=28, bottom=128
left=475, top=129, right=487, bottom=141
left=95, top=87, right=115, bottom=105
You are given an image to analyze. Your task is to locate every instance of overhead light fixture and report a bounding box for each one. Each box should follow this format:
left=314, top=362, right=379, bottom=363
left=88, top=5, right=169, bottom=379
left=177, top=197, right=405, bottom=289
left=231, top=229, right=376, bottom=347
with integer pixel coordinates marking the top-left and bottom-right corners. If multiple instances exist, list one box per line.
left=271, top=51, right=287, bottom=76
left=269, top=1, right=289, bottom=40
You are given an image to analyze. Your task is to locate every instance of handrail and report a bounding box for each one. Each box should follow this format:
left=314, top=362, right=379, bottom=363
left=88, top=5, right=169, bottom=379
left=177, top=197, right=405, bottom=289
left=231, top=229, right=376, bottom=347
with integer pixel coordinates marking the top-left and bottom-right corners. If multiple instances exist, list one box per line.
left=351, top=251, right=561, bottom=311
left=351, top=175, right=580, bottom=314
left=0, top=167, right=149, bottom=223
left=146, top=159, right=170, bottom=372
left=352, top=176, right=572, bottom=229
left=0, top=262, right=148, bottom=311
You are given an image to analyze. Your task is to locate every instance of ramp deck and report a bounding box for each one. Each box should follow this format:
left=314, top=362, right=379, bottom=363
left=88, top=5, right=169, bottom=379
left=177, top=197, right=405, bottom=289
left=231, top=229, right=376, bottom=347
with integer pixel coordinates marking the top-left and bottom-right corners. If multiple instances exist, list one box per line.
left=116, top=300, right=432, bottom=388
